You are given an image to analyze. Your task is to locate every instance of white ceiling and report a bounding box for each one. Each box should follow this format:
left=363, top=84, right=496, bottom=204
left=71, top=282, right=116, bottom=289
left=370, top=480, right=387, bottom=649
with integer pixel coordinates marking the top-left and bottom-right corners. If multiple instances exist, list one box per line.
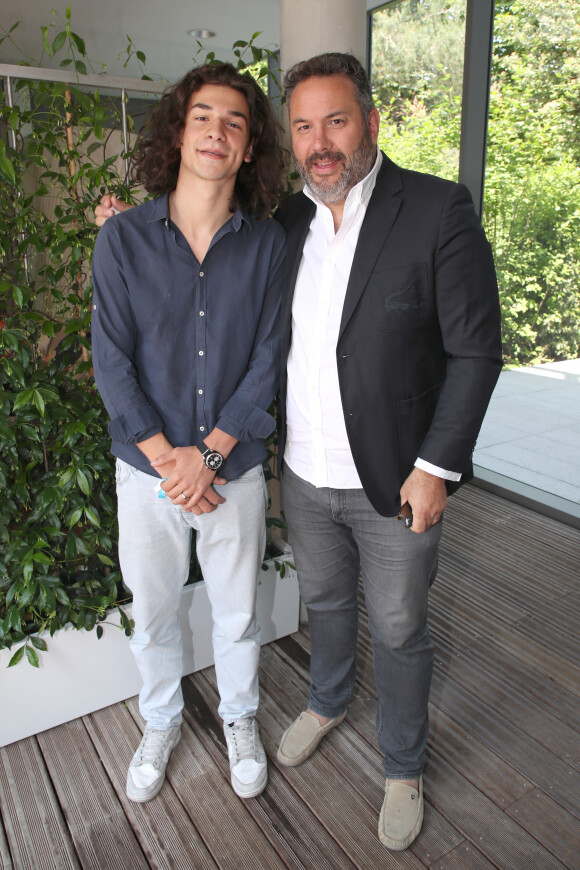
left=2, top=0, right=282, bottom=83
left=3, top=2, right=379, bottom=83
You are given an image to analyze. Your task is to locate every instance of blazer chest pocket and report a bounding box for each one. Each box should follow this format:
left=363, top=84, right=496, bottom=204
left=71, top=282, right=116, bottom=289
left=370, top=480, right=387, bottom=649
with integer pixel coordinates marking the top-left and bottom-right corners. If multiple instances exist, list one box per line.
left=369, top=263, right=430, bottom=331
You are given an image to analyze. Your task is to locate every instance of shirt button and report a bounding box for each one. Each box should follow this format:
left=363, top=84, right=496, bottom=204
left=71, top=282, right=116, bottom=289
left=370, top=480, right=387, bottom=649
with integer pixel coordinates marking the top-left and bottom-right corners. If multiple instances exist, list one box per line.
left=198, top=350, right=204, bottom=356
left=200, top=426, right=205, bottom=432
left=199, top=311, right=205, bottom=316
left=199, top=271, right=204, bottom=277
left=198, top=389, right=203, bottom=395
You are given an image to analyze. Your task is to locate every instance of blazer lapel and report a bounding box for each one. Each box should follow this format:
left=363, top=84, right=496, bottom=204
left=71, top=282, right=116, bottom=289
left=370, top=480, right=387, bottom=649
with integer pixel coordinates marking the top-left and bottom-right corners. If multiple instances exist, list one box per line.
left=339, top=157, right=403, bottom=339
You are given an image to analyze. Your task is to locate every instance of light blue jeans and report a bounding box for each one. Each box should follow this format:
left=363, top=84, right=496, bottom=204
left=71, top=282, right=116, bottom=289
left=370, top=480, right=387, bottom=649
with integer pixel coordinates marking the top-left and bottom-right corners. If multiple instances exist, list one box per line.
left=282, top=462, right=442, bottom=779
left=116, top=458, right=267, bottom=729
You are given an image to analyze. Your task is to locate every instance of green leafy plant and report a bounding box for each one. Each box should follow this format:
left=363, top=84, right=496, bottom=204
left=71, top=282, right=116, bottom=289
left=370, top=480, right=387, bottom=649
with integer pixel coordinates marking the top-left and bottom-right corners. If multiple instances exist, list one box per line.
left=372, top=0, right=580, bottom=366
left=0, top=10, right=284, bottom=666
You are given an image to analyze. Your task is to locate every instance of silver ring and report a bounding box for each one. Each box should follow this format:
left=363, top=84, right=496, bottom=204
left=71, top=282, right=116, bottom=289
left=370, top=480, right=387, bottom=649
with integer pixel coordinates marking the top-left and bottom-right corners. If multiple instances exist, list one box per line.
left=181, top=492, right=189, bottom=501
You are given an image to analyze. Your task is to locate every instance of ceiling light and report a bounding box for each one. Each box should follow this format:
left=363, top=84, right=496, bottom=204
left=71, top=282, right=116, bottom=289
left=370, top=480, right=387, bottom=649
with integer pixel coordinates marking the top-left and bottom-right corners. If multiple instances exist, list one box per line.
left=187, top=28, right=216, bottom=39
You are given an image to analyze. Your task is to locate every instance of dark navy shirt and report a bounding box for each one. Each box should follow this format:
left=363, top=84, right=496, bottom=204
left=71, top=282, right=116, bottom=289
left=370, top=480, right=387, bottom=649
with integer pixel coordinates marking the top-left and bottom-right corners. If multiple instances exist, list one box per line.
left=91, top=193, right=285, bottom=480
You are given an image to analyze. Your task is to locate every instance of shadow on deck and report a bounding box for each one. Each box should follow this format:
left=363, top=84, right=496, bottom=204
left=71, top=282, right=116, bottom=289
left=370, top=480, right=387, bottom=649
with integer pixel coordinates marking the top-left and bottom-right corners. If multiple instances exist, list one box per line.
left=1, top=484, right=579, bottom=869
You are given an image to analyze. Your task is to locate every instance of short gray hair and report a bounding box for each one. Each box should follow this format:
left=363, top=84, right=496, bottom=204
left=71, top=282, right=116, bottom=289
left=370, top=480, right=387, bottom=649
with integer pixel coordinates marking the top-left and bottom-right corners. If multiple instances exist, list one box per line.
left=283, top=52, right=374, bottom=119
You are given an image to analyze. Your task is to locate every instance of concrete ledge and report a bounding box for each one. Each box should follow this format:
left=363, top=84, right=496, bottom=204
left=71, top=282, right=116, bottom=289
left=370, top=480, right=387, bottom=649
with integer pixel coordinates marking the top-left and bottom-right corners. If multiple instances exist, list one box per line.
left=472, top=467, right=580, bottom=529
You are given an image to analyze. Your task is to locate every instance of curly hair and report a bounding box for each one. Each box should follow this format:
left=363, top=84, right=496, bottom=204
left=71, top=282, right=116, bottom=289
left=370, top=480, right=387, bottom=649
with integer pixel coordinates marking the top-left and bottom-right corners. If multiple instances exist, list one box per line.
left=283, top=52, right=374, bottom=119
left=132, top=63, right=286, bottom=219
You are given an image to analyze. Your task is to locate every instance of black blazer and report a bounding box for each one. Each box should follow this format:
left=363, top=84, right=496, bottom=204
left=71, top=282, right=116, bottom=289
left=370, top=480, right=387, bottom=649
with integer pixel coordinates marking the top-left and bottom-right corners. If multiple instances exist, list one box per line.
left=275, top=155, right=502, bottom=516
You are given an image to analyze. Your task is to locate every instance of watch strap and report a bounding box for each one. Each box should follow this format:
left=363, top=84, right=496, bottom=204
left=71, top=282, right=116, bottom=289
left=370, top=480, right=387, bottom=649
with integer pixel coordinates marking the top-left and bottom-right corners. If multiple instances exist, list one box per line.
left=195, top=441, right=224, bottom=470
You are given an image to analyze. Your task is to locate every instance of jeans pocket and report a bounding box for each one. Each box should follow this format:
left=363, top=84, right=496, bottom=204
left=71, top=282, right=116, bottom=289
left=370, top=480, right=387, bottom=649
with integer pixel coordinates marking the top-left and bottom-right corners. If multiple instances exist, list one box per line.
left=230, top=465, right=264, bottom=486
left=115, top=458, right=133, bottom=487
left=227, top=465, right=268, bottom=511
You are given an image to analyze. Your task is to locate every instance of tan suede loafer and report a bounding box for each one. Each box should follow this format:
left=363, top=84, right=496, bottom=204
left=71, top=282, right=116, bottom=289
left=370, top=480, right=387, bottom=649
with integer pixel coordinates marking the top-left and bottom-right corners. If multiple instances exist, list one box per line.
left=277, top=709, right=347, bottom=767
left=378, top=775, right=423, bottom=851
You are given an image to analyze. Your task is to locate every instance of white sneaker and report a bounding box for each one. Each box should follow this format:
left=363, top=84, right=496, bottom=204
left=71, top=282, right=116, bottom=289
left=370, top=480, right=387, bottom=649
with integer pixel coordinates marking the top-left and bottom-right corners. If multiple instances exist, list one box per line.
left=126, top=724, right=181, bottom=802
left=223, top=717, right=267, bottom=798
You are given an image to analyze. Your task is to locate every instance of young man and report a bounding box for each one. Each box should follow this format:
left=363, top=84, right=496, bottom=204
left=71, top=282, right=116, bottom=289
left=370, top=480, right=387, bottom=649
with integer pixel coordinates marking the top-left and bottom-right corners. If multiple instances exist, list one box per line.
left=274, top=53, right=502, bottom=851
left=91, top=63, right=285, bottom=803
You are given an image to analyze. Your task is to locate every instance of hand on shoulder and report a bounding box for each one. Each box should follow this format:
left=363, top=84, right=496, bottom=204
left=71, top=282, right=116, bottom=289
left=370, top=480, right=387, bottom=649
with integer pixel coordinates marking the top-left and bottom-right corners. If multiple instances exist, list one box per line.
left=94, top=194, right=133, bottom=227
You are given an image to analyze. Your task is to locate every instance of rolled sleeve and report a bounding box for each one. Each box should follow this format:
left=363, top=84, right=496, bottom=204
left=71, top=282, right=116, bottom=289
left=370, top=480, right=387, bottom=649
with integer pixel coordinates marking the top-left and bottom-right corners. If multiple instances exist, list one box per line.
left=218, top=405, right=276, bottom=442
left=108, top=403, right=164, bottom=445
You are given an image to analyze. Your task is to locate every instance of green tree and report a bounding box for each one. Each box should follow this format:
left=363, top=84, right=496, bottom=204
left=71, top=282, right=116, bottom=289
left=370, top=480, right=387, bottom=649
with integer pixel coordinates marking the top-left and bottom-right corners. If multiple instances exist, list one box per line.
left=373, top=0, right=466, bottom=180
left=486, top=0, right=580, bottom=364
left=371, top=0, right=580, bottom=365
left=371, top=0, right=466, bottom=116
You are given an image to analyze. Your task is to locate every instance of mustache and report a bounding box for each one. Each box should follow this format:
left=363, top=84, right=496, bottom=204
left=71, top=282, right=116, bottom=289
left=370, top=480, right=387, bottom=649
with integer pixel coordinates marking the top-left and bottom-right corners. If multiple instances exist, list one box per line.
left=304, top=150, right=346, bottom=169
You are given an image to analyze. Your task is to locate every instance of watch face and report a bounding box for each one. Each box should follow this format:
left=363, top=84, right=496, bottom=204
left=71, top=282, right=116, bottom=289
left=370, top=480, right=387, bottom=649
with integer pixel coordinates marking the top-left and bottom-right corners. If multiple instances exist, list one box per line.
left=205, top=451, right=223, bottom=471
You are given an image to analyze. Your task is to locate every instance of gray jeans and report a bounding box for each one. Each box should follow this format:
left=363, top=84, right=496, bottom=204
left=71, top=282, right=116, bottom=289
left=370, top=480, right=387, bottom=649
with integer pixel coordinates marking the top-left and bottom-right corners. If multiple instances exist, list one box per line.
left=282, top=462, right=442, bottom=778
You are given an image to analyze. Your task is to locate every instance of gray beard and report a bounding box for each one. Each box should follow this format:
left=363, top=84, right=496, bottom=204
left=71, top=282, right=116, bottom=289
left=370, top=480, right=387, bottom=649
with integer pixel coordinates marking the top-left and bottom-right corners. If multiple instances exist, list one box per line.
left=295, top=133, right=375, bottom=204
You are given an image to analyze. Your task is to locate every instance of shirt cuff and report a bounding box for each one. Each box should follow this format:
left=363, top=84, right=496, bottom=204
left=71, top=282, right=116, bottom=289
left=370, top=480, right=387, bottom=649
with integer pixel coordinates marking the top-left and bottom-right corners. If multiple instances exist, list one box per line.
left=217, top=405, right=275, bottom=443
left=108, top=405, right=164, bottom=445
left=415, top=457, right=462, bottom=482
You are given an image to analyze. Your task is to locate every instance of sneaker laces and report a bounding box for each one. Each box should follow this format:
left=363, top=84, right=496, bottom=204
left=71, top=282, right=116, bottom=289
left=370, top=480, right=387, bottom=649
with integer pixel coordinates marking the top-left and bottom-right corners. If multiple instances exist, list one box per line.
left=227, top=718, right=259, bottom=763
left=135, top=727, right=176, bottom=769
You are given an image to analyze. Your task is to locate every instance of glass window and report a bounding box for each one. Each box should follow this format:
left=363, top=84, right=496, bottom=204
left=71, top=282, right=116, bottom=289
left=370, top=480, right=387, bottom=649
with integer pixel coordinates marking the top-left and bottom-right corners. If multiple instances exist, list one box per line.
left=484, top=0, right=580, bottom=369
left=475, top=0, right=580, bottom=519
left=369, top=0, right=467, bottom=180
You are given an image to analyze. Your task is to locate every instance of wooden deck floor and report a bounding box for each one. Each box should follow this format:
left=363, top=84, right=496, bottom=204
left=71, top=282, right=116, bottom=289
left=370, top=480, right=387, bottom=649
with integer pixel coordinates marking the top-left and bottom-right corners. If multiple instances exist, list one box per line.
left=1, top=484, right=579, bottom=869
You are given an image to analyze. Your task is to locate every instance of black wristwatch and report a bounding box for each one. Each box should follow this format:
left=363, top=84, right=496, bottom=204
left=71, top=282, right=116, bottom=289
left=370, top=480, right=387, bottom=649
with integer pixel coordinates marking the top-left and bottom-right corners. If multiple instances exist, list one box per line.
left=196, top=441, right=224, bottom=471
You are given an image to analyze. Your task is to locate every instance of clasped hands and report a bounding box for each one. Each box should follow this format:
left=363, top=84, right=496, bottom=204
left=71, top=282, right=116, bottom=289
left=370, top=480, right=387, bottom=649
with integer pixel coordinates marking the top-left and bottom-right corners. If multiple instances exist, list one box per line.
left=152, top=446, right=226, bottom=515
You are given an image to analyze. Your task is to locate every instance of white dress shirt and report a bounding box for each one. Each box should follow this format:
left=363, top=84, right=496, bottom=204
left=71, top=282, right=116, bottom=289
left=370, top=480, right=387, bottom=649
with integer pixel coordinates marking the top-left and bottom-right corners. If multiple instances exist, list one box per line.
left=285, top=150, right=460, bottom=489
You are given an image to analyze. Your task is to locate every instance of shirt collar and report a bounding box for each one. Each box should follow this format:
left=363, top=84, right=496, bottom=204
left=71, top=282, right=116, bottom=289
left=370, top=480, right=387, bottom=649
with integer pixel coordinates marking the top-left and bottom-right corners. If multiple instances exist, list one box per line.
left=303, top=147, right=383, bottom=211
left=147, top=191, right=251, bottom=231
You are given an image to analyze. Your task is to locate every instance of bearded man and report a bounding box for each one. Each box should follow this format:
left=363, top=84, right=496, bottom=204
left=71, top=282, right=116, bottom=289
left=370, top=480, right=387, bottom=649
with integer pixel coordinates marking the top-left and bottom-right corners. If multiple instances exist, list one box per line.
left=274, top=52, right=502, bottom=851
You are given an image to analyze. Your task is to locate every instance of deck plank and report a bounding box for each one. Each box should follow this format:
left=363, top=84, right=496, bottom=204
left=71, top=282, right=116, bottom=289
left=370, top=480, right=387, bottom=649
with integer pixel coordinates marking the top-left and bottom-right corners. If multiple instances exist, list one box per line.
left=430, top=636, right=580, bottom=769
left=504, top=788, right=579, bottom=869
left=0, top=738, right=79, bottom=869
left=183, top=672, right=361, bottom=870
left=437, top=636, right=580, bottom=732
left=0, top=814, right=13, bottom=870
left=84, top=702, right=219, bottom=869
left=1, top=484, right=579, bottom=868
left=425, top=841, right=501, bottom=869
left=428, top=670, right=580, bottom=818
left=427, top=753, right=569, bottom=870
left=37, top=720, right=149, bottom=870
left=257, top=644, right=467, bottom=867
left=442, top=512, right=579, bottom=587
left=183, top=670, right=426, bottom=869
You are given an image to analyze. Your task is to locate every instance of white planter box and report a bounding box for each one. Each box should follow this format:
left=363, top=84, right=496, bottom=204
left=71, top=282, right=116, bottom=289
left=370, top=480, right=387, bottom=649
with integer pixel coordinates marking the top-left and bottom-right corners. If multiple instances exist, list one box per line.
left=0, top=543, right=298, bottom=747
